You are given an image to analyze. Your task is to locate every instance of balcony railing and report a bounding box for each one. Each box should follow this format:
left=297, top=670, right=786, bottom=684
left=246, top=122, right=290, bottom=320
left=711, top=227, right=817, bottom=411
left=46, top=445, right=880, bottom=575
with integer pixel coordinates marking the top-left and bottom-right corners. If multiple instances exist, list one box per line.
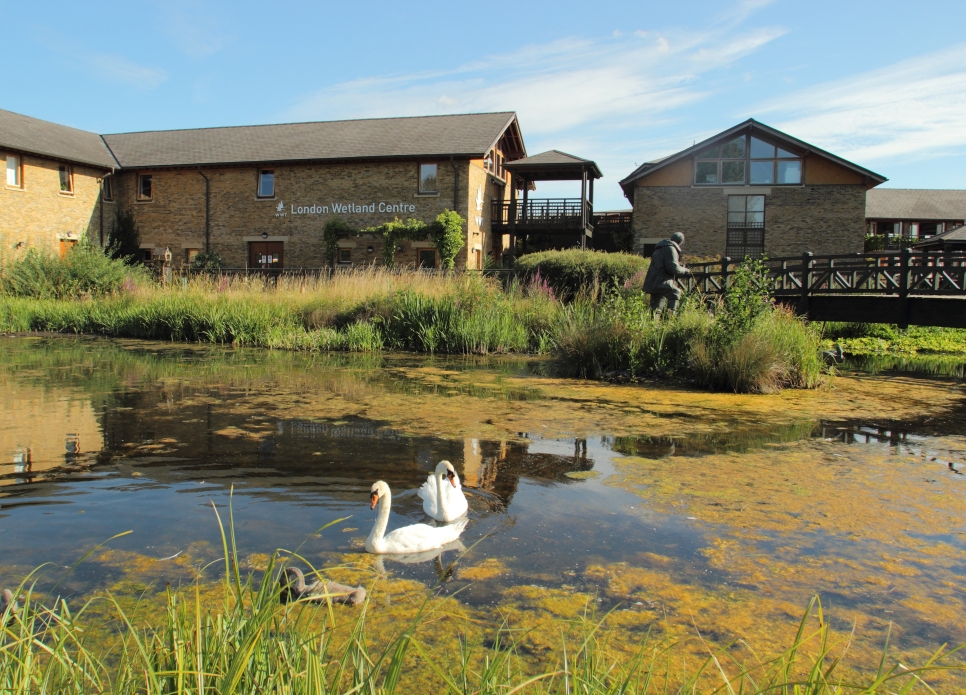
left=491, top=198, right=592, bottom=233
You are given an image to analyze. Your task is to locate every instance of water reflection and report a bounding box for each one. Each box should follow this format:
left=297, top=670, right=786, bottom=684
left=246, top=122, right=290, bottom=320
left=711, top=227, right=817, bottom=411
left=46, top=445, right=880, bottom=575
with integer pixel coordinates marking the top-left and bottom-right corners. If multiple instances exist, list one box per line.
left=0, top=336, right=965, bottom=675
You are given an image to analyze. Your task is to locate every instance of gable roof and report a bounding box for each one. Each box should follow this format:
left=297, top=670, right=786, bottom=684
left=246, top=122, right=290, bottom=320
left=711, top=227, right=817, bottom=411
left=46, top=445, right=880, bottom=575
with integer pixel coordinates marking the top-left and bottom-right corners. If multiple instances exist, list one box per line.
left=619, top=119, right=887, bottom=198
left=101, top=112, right=522, bottom=169
left=0, top=108, right=117, bottom=170
left=504, top=149, right=602, bottom=180
left=867, top=189, right=966, bottom=220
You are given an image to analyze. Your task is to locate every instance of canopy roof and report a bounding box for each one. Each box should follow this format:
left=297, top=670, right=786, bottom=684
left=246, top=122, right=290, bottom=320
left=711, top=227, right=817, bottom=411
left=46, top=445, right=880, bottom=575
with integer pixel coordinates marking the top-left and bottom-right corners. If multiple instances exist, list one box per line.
left=867, top=189, right=966, bottom=220
left=504, top=150, right=602, bottom=181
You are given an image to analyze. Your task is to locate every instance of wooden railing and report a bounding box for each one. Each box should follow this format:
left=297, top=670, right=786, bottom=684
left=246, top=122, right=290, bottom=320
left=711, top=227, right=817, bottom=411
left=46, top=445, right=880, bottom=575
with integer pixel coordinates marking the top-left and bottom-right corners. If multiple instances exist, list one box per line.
left=491, top=198, right=592, bottom=233
left=683, top=249, right=966, bottom=299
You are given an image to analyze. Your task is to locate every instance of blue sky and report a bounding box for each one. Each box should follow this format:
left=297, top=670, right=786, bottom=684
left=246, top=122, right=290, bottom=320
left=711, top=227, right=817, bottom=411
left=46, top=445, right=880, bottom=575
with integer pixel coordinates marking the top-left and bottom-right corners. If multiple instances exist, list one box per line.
left=3, top=0, right=965, bottom=209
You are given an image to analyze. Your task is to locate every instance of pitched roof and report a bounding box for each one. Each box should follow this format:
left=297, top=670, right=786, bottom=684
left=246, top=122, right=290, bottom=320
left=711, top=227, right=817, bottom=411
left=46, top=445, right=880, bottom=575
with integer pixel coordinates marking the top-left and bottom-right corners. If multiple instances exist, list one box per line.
left=913, top=224, right=966, bottom=247
left=619, top=119, right=887, bottom=197
left=101, top=112, right=521, bottom=169
left=0, top=108, right=117, bottom=169
left=504, top=150, right=602, bottom=179
left=866, top=189, right=966, bottom=220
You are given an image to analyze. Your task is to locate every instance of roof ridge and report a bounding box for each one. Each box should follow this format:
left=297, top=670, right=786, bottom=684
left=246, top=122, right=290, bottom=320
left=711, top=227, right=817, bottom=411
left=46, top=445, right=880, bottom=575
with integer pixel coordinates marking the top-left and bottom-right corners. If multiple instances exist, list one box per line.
left=102, top=111, right=517, bottom=137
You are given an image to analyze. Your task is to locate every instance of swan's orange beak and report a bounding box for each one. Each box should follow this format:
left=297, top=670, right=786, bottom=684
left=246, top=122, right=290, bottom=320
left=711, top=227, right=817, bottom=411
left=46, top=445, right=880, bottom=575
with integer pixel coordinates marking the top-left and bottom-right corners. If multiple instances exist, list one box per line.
left=369, top=491, right=379, bottom=509
left=447, top=471, right=457, bottom=488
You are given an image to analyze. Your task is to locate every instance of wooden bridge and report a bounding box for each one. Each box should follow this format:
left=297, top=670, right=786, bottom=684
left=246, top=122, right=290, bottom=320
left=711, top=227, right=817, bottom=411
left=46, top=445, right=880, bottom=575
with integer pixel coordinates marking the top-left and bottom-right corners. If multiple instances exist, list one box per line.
left=684, top=249, right=966, bottom=328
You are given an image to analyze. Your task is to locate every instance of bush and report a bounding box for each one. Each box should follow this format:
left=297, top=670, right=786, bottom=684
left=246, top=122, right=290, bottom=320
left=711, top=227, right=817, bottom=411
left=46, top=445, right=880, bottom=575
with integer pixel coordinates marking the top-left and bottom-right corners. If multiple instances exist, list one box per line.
left=106, top=208, right=141, bottom=263
left=515, top=249, right=648, bottom=298
left=0, top=245, right=133, bottom=299
left=191, top=250, right=225, bottom=269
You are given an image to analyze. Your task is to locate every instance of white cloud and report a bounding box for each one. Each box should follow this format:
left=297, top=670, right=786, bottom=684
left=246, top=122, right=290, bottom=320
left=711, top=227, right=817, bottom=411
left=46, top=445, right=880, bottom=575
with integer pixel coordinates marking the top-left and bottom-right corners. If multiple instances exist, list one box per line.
left=155, top=0, right=234, bottom=58
left=84, top=53, right=168, bottom=89
left=286, top=27, right=784, bottom=137
left=756, top=44, right=966, bottom=164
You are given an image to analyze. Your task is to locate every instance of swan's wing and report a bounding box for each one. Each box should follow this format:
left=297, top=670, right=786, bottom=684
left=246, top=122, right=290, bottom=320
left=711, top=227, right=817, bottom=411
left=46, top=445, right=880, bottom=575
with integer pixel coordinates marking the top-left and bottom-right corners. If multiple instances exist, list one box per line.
left=382, top=522, right=461, bottom=554
left=444, top=485, right=469, bottom=516
left=416, top=474, right=436, bottom=502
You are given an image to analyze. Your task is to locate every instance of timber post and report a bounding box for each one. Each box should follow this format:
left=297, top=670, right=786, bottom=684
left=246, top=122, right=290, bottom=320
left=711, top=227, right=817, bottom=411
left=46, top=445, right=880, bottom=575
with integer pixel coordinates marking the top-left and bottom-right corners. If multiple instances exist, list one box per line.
left=898, top=246, right=912, bottom=329
left=799, top=251, right=813, bottom=317
left=721, top=256, right=731, bottom=292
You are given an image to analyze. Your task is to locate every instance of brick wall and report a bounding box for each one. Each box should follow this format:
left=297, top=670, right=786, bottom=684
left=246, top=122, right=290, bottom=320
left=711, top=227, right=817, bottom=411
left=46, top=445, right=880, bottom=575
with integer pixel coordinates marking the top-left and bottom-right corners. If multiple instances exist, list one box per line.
left=114, top=159, right=478, bottom=268
left=632, top=184, right=868, bottom=258
left=1, top=152, right=109, bottom=257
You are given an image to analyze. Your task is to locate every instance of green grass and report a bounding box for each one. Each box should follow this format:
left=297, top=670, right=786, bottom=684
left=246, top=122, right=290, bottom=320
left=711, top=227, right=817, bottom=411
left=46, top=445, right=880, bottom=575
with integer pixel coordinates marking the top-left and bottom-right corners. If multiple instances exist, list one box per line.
left=822, top=322, right=966, bottom=356
left=2, top=510, right=963, bottom=694
left=0, top=252, right=832, bottom=393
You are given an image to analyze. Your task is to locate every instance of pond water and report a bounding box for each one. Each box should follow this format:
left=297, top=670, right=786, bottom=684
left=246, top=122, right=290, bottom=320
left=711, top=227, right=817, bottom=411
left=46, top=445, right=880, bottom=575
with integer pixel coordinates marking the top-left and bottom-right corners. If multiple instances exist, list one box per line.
left=1, top=336, right=965, bottom=677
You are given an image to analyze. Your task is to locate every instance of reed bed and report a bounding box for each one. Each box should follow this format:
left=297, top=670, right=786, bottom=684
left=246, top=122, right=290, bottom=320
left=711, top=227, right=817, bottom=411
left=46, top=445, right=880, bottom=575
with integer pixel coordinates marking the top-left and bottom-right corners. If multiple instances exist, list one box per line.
left=2, top=513, right=963, bottom=694
left=0, top=255, right=826, bottom=393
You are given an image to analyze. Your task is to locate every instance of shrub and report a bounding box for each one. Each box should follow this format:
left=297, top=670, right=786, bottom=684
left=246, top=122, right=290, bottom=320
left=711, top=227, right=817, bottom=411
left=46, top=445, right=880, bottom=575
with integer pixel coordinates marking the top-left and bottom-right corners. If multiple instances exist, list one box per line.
left=190, top=250, right=225, bottom=269
left=428, top=209, right=466, bottom=269
left=0, top=245, right=133, bottom=299
left=106, top=208, right=142, bottom=263
left=515, top=249, right=648, bottom=299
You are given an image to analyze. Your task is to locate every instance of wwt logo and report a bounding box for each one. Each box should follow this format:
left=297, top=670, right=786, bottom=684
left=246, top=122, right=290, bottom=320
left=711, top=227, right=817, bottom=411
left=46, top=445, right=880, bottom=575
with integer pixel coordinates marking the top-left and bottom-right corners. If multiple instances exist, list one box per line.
left=275, top=200, right=287, bottom=217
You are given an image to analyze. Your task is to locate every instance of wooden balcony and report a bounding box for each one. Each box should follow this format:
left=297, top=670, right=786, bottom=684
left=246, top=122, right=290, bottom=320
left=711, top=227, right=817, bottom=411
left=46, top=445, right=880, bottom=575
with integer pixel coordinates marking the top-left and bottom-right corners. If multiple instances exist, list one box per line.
left=491, top=198, right=593, bottom=235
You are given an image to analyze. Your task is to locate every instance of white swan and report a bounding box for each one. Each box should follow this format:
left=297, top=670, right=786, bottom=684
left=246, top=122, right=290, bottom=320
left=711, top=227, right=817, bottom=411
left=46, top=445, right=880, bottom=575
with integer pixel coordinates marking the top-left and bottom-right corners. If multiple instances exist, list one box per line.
left=418, top=460, right=469, bottom=522
left=366, top=480, right=467, bottom=555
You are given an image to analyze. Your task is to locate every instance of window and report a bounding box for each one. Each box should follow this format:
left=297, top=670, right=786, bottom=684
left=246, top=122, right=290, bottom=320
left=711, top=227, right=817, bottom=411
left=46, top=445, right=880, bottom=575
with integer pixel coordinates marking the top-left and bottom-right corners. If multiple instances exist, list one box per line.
left=726, top=195, right=765, bottom=259
left=257, top=169, right=275, bottom=198
left=102, top=175, right=114, bottom=201
left=338, top=248, right=351, bottom=264
left=728, top=195, right=765, bottom=227
left=485, top=150, right=505, bottom=179
left=138, top=174, right=153, bottom=200
left=184, top=248, right=200, bottom=265
left=419, top=163, right=437, bottom=194
left=59, top=165, right=73, bottom=194
left=418, top=248, right=437, bottom=269
left=59, top=239, right=77, bottom=258
left=694, top=134, right=802, bottom=186
left=142, top=248, right=153, bottom=262
left=6, top=155, right=21, bottom=188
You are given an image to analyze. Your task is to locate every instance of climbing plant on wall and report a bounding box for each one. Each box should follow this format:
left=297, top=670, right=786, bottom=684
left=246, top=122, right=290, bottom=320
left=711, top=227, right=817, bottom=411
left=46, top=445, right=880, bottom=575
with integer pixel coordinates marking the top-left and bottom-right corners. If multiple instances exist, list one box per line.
left=428, top=210, right=466, bottom=270
left=321, top=210, right=467, bottom=269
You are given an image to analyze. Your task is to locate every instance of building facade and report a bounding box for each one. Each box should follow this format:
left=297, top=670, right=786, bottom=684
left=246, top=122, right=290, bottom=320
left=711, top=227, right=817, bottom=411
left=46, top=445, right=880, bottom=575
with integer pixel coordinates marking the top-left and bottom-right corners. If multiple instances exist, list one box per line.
left=0, top=109, right=116, bottom=257
left=866, top=188, right=966, bottom=242
left=1, top=109, right=526, bottom=269
left=619, top=120, right=887, bottom=259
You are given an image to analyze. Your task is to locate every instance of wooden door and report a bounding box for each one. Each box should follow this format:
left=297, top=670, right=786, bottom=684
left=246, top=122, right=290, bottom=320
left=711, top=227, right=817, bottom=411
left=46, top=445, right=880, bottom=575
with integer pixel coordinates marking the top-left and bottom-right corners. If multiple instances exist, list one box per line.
left=249, top=241, right=284, bottom=269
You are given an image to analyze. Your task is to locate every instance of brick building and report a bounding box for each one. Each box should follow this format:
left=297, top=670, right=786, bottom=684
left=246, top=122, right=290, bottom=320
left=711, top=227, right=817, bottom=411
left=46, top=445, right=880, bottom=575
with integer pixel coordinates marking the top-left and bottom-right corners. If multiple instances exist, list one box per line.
left=619, top=119, right=887, bottom=259
left=0, top=109, right=117, bottom=257
left=866, top=188, right=966, bottom=241
left=1, top=109, right=526, bottom=269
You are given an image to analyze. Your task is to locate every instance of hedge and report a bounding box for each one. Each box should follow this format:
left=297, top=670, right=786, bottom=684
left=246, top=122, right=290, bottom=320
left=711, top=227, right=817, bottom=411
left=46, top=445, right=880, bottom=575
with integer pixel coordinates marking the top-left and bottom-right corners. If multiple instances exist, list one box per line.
left=514, top=249, right=648, bottom=298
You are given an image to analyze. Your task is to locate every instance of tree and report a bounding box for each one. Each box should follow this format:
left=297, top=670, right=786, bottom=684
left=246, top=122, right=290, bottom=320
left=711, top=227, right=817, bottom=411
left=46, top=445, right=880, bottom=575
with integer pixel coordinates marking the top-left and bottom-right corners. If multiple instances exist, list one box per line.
left=107, top=208, right=141, bottom=263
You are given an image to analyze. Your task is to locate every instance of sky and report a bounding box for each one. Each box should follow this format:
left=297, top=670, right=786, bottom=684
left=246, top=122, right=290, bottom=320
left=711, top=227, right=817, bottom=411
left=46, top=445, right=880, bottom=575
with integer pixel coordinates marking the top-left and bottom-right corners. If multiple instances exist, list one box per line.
left=3, top=0, right=965, bottom=210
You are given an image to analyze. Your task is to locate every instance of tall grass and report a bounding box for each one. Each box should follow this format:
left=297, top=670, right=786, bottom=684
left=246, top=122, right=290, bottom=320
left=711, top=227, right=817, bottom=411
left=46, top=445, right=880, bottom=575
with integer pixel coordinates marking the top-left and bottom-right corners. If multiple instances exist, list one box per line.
left=2, top=512, right=963, bottom=693
left=0, top=255, right=828, bottom=392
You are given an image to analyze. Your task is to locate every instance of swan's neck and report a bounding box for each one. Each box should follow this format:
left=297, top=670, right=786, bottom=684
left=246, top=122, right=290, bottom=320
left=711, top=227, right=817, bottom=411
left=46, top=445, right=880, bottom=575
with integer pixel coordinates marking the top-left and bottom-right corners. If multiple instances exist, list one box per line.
left=436, top=470, right=450, bottom=518
left=367, top=490, right=391, bottom=547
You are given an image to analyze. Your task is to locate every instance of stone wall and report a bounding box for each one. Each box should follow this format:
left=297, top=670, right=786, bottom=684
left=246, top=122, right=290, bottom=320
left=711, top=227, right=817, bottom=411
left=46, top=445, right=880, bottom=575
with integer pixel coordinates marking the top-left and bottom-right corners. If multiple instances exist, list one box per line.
left=1, top=152, right=109, bottom=257
left=113, top=159, right=477, bottom=268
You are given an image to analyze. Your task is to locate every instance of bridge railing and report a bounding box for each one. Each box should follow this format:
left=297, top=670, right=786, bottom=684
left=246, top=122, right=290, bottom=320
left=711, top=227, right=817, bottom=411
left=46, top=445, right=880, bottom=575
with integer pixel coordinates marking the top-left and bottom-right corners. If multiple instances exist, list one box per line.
left=682, top=250, right=966, bottom=298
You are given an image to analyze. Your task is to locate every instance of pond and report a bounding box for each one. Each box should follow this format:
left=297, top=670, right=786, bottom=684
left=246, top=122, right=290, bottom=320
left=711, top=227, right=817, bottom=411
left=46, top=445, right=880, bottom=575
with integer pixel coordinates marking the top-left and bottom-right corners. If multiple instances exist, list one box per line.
left=1, top=336, right=965, bottom=679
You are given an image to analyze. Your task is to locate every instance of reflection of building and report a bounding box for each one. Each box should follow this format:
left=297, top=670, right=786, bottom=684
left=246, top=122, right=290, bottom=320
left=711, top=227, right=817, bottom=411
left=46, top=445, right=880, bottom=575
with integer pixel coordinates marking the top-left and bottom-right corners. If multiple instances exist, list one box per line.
left=620, top=119, right=886, bottom=259
left=0, top=380, right=104, bottom=485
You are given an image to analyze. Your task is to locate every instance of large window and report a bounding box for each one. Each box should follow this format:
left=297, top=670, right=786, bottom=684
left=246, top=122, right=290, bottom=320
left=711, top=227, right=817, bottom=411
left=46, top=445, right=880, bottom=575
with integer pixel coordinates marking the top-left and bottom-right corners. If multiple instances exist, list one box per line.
left=59, top=165, right=73, bottom=194
left=419, top=163, right=437, bottom=194
left=726, top=195, right=765, bottom=259
left=6, top=155, right=22, bottom=188
left=138, top=174, right=153, bottom=201
left=695, top=134, right=802, bottom=186
left=257, top=169, right=275, bottom=198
